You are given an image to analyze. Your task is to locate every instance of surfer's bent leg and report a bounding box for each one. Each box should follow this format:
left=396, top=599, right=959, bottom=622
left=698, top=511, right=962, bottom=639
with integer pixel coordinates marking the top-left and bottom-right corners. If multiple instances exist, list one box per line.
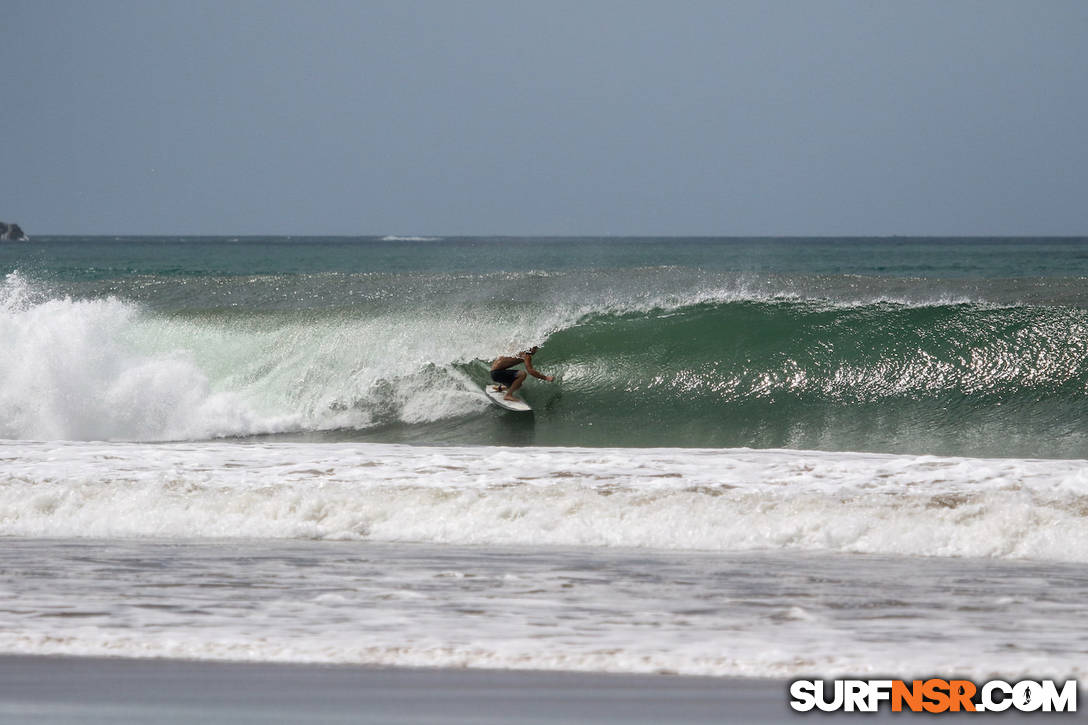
left=505, top=370, right=528, bottom=401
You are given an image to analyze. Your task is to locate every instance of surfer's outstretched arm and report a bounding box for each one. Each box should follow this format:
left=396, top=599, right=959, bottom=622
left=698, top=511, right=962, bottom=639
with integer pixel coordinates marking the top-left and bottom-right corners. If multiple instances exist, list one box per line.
left=522, top=353, right=554, bottom=382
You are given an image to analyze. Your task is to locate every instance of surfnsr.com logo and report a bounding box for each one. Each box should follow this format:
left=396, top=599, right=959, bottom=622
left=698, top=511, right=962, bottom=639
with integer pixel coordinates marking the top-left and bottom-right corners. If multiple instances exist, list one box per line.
left=789, top=679, right=1077, bottom=713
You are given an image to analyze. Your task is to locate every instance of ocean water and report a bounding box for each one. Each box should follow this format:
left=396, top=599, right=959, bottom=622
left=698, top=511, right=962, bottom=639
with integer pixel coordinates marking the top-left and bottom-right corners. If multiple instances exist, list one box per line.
left=2, top=236, right=1087, bottom=679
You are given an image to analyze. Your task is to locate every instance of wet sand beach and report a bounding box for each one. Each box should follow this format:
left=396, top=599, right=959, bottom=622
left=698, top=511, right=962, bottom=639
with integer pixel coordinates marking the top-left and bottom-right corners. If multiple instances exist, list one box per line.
left=0, top=655, right=793, bottom=724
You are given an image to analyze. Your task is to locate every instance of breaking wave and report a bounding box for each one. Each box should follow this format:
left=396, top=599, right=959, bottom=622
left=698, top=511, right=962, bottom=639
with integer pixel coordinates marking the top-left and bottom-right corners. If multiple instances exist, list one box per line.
left=3, top=271, right=1088, bottom=457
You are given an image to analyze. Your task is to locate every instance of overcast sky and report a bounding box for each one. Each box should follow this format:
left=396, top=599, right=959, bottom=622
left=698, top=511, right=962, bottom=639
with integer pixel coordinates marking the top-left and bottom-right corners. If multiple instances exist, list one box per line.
left=3, top=0, right=1086, bottom=236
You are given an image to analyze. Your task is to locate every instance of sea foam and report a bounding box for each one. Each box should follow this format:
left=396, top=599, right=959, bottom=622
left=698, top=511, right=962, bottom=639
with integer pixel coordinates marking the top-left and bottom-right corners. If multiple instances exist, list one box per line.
left=2, top=440, right=1086, bottom=562
left=0, top=273, right=524, bottom=441
left=0, top=273, right=280, bottom=441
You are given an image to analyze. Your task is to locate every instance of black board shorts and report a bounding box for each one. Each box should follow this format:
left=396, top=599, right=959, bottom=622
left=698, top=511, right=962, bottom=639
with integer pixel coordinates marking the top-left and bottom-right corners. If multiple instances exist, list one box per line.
left=490, top=369, right=519, bottom=386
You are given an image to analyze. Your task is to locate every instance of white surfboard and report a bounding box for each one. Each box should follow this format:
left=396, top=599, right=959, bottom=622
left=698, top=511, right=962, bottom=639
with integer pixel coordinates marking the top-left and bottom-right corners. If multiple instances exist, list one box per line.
left=484, top=385, right=532, bottom=412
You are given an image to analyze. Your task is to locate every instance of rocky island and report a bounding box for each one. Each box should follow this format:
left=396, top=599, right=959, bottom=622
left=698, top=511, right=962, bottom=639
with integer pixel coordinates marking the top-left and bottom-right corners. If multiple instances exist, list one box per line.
left=0, top=222, right=29, bottom=241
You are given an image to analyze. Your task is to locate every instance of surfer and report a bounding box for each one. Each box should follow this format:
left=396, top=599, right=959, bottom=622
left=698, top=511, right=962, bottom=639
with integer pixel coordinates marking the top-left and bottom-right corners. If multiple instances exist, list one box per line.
left=490, top=346, right=554, bottom=402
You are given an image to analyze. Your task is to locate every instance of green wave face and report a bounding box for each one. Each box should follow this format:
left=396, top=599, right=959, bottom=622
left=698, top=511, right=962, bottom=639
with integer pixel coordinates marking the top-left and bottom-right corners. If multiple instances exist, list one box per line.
left=7, top=261, right=1088, bottom=456
left=516, top=300, right=1088, bottom=456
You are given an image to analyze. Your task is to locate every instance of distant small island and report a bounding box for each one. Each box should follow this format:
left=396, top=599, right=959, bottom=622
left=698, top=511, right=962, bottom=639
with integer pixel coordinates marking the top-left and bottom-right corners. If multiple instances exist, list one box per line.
left=0, top=221, right=29, bottom=241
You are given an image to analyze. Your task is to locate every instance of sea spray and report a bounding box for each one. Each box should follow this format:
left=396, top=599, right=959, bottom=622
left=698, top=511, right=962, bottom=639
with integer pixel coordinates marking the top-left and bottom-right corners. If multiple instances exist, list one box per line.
left=0, top=273, right=280, bottom=440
